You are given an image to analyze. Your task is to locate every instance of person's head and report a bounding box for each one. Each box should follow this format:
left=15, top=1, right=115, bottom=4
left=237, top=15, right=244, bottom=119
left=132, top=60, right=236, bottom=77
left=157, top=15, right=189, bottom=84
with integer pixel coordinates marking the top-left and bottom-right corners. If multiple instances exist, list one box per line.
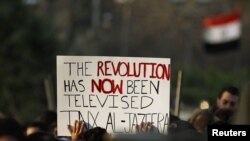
left=25, top=122, right=48, bottom=136
left=189, top=109, right=214, bottom=133
left=26, top=132, right=57, bottom=141
left=83, top=127, right=111, bottom=141
left=216, top=86, right=239, bottom=111
left=37, top=111, right=57, bottom=127
left=0, top=116, right=25, bottom=141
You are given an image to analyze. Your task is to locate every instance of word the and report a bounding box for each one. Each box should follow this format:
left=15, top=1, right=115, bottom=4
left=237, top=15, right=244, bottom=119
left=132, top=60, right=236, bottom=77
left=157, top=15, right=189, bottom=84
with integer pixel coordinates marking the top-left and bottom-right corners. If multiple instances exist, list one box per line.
left=64, top=62, right=92, bottom=76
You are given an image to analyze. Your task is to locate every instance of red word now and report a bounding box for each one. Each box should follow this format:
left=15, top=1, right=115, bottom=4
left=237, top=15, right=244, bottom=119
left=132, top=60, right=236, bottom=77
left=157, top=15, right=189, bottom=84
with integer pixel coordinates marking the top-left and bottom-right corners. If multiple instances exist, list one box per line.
left=91, top=79, right=123, bottom=94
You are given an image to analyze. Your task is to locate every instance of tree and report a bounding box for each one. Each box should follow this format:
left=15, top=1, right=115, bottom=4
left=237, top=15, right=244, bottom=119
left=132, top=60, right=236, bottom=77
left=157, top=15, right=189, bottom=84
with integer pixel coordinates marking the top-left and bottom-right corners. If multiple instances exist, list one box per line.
left=0, top=0, right=58, bottom=121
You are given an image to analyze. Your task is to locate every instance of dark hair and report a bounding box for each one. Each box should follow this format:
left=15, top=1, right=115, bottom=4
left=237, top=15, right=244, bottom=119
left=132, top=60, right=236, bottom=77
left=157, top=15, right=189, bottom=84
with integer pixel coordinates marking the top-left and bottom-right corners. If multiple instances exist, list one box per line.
left=0, top=116, right=25, bottom=141
left=26, top=132, right=58, bottom=141
left=38, top=111, right=57, bottom=127
left=217, top=86, right=239, bottom=99
left=83, top=127, right=107, bottom=141
left=26, top=122, right=49, bottom=132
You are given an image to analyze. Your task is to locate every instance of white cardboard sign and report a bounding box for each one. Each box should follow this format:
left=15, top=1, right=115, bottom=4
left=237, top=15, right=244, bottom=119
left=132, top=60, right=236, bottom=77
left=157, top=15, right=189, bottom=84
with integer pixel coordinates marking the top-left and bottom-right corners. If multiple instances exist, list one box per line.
left=57, top=56, right=171, bottom=136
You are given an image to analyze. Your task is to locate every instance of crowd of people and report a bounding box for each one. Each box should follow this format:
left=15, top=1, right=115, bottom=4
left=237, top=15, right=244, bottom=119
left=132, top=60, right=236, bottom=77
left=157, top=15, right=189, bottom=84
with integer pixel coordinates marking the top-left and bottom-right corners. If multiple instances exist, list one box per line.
left=1, top=84, right=249, bottom=141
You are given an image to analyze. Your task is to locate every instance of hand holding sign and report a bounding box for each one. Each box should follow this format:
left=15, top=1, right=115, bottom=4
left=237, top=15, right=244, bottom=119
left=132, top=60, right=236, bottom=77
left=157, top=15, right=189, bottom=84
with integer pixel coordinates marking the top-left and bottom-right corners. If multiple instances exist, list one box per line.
left=67, top=120, right=85, bottom=140
left=136, top=122, right=152, bottom=133
left=135, top=122, right=159, bottom=134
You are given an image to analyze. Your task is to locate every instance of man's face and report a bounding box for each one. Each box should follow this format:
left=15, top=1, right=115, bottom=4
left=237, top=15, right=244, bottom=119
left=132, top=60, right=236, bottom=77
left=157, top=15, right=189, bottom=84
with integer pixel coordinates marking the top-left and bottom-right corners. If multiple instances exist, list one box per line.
left=217, top=91, right=238, bottom=111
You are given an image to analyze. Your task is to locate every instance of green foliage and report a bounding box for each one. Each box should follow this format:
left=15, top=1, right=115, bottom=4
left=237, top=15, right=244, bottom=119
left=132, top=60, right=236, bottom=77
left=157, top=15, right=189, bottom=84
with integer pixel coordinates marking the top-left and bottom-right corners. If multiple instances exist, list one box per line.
left=0, top=0, right=58, bottom=121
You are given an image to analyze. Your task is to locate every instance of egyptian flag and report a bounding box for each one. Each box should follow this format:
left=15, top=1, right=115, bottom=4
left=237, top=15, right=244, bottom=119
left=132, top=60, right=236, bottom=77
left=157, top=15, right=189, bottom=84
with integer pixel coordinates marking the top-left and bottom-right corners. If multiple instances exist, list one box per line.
left=203, top=9, right=241, bottom=52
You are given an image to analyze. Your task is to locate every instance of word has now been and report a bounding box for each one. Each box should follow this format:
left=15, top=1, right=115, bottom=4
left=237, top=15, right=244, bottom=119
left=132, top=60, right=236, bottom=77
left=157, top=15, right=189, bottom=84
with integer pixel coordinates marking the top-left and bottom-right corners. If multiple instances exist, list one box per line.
left=63, top=61, right=170, bottom=94
left=64, top=79, right=160, bottom=95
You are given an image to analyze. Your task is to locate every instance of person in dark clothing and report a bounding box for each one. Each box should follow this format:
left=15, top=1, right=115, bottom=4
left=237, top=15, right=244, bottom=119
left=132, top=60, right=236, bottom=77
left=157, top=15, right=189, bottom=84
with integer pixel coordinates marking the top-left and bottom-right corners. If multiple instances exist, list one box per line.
left=189, top=109, right=216, bottom=133
left=209, top=86, right=239, bottom=123
left=25, top=122, right=48, bottom=136
left=26, top=132, right=58, bottom=141
left=0, top=116, right=25, bottom=141
left=37, top=111, right=57, bottom=128
left=83, top=127, right=111, bottom=141
left=67, top=120, right=111, bottom=141
left=211, top=86, right=239, bottom=112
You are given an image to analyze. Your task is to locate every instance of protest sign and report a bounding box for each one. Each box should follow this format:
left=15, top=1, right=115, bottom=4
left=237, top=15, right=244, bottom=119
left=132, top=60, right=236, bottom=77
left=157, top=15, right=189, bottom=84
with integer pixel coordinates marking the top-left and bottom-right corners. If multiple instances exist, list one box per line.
left=57, top=56, right=171, bottom=136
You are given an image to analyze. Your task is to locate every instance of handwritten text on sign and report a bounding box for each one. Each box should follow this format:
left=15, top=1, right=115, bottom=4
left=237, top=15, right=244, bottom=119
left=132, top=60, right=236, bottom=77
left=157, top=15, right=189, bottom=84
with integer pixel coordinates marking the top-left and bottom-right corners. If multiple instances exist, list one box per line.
left=57, top=56, right=171, bottom=136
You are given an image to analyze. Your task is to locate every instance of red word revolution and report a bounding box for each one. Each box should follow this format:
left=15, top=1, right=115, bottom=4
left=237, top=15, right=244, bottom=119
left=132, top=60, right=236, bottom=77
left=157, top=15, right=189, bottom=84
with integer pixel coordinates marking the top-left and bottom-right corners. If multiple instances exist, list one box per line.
left=97, top=61, right=171, bottom=80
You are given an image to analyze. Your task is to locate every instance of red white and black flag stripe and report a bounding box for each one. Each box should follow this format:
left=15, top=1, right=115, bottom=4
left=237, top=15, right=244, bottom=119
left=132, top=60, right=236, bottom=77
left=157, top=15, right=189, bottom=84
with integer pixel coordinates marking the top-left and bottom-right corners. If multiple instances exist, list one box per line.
left=203, top=9, right=241, bottom=52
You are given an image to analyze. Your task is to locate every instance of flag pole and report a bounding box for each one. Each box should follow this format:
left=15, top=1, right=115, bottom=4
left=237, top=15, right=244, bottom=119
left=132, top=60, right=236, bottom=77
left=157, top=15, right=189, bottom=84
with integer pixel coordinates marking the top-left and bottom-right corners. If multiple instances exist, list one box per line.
left=174, top=70, right=182, bottom=117
left=44, top=76, right=55, bottom=111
